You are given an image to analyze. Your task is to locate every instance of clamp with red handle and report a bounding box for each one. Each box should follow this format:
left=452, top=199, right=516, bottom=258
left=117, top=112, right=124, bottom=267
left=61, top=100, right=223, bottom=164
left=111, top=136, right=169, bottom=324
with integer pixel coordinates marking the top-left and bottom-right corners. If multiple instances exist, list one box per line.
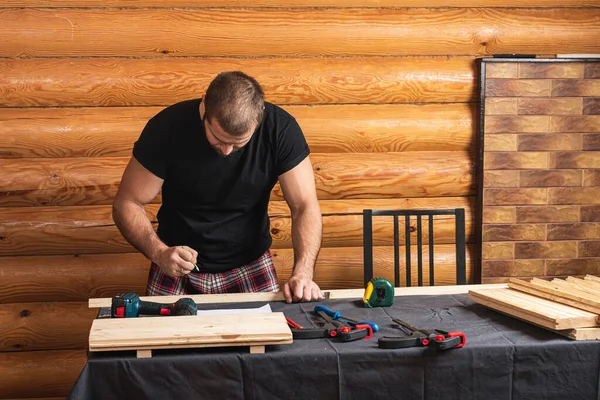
left=378, top=318, right=466, bottom=350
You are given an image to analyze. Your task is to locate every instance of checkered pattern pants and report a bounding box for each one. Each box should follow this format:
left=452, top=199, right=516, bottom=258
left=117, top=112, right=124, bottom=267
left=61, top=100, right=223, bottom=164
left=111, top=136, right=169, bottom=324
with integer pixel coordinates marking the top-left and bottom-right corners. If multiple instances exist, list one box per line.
left=145, top=250, right=280, bottom=296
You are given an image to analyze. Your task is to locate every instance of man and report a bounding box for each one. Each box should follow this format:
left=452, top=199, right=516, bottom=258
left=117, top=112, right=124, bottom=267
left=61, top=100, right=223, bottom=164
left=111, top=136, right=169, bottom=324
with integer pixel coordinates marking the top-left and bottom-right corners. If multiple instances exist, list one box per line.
left=112, top=71, right=323, bottom=303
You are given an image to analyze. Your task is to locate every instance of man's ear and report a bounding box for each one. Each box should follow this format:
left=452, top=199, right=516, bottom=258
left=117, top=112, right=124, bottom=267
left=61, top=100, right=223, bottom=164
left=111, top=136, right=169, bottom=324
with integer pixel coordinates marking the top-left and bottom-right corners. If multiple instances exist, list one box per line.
left=199, top=96, right=206, bottom=119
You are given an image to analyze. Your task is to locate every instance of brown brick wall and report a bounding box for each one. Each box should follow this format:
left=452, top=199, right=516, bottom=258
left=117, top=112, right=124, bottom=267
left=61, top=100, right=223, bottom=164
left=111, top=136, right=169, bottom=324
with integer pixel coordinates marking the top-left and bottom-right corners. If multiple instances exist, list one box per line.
left=481, top=60, right=600, bottom=283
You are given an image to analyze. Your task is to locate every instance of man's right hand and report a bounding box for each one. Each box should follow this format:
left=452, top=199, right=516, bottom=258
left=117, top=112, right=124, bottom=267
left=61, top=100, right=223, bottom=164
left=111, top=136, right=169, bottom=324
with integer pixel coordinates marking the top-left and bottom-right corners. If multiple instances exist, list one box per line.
left=155, top=245, right=198, bottom=277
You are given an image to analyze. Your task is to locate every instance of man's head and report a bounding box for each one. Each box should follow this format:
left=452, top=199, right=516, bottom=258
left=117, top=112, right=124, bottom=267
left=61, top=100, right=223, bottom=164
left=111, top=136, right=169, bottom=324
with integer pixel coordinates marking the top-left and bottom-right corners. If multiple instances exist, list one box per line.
left=201, top=71, right=265, bottom=157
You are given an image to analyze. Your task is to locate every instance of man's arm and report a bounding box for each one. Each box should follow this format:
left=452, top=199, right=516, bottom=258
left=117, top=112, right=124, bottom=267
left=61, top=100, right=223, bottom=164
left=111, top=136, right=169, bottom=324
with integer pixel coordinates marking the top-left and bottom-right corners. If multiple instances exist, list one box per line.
left=112, top=157, right=198, bottom=277
left=278, top=156, right=323, bottom=303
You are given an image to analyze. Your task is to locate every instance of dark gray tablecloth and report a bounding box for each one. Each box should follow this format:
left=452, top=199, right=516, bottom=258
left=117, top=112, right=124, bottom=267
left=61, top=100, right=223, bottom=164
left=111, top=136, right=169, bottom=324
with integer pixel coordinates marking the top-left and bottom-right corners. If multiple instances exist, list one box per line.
left=68, top=294, right=600, bottom=400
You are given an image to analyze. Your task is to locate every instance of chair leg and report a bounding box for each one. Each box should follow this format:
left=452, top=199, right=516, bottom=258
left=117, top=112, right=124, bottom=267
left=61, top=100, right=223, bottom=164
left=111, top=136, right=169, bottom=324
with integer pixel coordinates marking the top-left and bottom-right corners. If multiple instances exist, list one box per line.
left=363, top=209, right=374, bottom=287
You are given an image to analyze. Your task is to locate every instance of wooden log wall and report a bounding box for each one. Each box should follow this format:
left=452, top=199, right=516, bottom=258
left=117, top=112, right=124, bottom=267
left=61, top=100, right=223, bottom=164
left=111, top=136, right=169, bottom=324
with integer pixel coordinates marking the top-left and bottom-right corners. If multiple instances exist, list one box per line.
left=0, top=1, right=599, bottom=398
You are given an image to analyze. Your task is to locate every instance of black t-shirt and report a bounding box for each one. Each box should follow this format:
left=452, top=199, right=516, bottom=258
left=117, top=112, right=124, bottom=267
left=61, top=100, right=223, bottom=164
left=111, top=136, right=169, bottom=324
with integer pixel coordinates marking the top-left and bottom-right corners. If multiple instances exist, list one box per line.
left=132, top=98, right=310, bottom=272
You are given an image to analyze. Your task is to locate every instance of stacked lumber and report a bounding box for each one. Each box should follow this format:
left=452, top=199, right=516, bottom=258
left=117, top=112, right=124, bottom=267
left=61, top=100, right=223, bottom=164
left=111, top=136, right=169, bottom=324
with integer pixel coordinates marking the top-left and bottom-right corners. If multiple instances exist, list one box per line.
left=469, top=275, right=600, bottom=340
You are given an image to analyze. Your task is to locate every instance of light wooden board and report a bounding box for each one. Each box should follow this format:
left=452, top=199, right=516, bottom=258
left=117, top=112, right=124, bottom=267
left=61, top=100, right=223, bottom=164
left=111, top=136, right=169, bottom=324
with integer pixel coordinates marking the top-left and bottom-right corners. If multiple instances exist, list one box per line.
left=467, top=296, right=600, bottom=340
left=469, top=288, right=600, bottom=330
left=508, top=278, right=600, bottom=315
left=585, top=275, right=600, bottom=283
left=88, top=283, right=508, bottom=308
left=551, top=278, right=600, bottom=297
left=89, top=312, right=292, bottom=356
left=559, top=327, right=600, bottom=340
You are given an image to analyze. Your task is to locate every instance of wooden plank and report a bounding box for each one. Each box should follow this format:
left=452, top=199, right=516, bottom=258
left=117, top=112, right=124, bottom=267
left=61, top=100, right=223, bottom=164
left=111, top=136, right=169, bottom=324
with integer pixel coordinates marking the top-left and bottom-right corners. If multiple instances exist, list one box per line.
left=468, top=288, right=600, bottom=329
left=0, top=301, right=96, bottom=352
left=560, top=327, right=600, bottom=340
left=89, top=283, right=508, bottom=308
left=1, top=9, right=599, bottom=57
left=565, top=276, right=600, bottom=293
left=0, top=152, right=474, bottom=206
left=470, top=294, right=600, bottom=340
left=0, top=57, right=475, bottom=107
left=269, top=196, right=475, bottom=217
left=0, top=244, right=475, bottom=303
left=551, top=278, right=600, bottom=297
left=0, top=103, right=475, bottom=158
left=508, top=278, right=600, bottom=315
left=4, top=0, right=599, bottom=7
left=88, top=313, right=293, bottom=352
left=585, top=274, right=600, bottom=283
left=0, top=350, right=86, bottom=398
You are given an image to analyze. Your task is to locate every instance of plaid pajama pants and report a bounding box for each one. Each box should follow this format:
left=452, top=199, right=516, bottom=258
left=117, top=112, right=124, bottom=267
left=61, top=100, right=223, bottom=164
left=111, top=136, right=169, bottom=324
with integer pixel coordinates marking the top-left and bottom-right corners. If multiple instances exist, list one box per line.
left=145, top=249, right=280, bottom=296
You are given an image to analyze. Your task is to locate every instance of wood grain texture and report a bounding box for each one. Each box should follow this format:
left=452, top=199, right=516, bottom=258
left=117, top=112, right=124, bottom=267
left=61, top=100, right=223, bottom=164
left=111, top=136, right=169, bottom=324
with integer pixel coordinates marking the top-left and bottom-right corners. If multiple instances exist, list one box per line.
left=0, top=253, right=149, bottom=303
left=0, top=57, right=476, bottom=107
left=0, top=244, right=474, bottom=303
left=1, top=9, right=599, bottom=57
left=0, top=152, right=474, bottom=206
left=0, top=104, right=475, bottom=158
left=0, top=350, right=86, bottom=398
left=268, top=196, right=475, bottom=218
left=4, top=0, right=599, bottom=7
left=0, top=302, right=96, bottom=352
left=0, top=205, right=474, bottom=256
left=273, top=152, right=475, bottom=201
left=88, top=313, right=292, bottom=352
left=469, top=287, right=600, bottom=330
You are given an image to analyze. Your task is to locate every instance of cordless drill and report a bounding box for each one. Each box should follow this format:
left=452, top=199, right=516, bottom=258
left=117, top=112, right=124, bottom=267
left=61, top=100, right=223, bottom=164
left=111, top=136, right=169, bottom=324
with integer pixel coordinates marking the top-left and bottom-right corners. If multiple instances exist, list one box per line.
left=111, top=293, right=197, bottom=318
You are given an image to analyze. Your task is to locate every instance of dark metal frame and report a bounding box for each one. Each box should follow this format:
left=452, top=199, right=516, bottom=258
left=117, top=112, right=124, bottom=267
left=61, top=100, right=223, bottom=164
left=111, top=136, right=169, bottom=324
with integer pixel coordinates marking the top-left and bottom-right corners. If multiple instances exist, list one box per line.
left=363, top=208, right=466, bottom=287
left=476, top=57, right=600, bottom=284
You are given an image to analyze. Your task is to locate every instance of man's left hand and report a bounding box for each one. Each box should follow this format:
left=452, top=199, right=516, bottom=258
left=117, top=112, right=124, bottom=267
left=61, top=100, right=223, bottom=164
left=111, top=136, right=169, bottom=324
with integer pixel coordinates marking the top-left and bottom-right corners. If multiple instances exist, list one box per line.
left=283, top=273, right=324, bottom=303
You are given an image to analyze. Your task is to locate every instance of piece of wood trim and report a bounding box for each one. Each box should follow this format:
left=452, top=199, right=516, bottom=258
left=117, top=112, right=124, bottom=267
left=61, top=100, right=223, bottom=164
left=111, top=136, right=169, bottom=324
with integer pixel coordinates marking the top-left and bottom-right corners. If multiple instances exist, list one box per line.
left=89, top=283, right=507, bottom=308
left=585, top=275, right=600, bottom=283
left=469, top=293, right=568, bottom=330
left=508, top=278, right=600, bottom=314
left=560, top=327, right=600, bottom=340
left=565, top=276, right=600, bottom=292
left=249, top=345, right=266, bottom=354
left=469, top=295, right=600, bottom=340
left=551, top=278, right=600, bottom=297
left=468, top=288, right=600, bottom=330
left=136, top=350, right=152, bottom=358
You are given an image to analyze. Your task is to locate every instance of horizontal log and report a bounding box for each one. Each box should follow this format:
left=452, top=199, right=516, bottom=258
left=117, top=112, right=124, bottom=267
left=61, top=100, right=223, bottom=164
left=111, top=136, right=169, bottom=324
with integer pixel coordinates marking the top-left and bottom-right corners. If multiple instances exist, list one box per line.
left=1, top=9, right=599, bottom=57
left=0, top=103, right=475, bottom=158
left=0, top=244, right=473, bottom=303
left=273, top=152, right=475, bottom=201
left=0, top=57, right=475, bottom=107
left=0, top=202, right=474, bottom=256
left=268, top=196, right=475, bottom=217
left=0, top=253, right=150, bottom=303
left=0, top=152, right=474, bottom=206
left=0, top=350, right=86, bottom=398
left=0, top=302, right=96, bottom=352
left=3, top=0, right=598, bottom=7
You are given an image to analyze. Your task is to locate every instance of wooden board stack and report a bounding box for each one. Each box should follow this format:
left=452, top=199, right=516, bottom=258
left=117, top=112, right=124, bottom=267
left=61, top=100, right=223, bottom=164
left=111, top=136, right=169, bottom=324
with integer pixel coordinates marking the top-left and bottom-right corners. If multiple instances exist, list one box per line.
left=469, top=275, right=600, bottom=340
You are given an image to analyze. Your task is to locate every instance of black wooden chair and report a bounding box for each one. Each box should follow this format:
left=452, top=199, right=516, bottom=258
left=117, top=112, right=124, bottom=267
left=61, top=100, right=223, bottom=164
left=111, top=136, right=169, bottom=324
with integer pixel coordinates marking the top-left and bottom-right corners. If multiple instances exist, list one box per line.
left=363, top=208, right=466, bottom=287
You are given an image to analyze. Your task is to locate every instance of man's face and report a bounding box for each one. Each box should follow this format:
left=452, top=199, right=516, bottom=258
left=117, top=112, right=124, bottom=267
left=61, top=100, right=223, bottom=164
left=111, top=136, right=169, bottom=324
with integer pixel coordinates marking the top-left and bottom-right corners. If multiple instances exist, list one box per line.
left=204, top=117, right=255, bottom=158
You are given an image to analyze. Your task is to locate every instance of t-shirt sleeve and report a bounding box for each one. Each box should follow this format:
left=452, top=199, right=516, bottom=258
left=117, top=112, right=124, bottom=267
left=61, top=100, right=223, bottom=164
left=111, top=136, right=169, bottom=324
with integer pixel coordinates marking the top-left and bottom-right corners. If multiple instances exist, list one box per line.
left=277, top=117, right=310, bottom=176
left=132, top=115, right=170, bottom=179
